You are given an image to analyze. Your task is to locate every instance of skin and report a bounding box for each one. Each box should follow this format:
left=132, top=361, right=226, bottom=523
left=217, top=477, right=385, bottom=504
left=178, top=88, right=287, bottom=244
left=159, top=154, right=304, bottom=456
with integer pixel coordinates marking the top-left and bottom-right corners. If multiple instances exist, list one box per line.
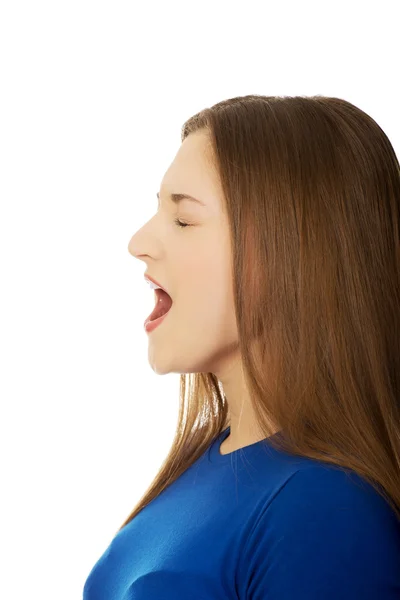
left=127, top=130, right=275, bottom=455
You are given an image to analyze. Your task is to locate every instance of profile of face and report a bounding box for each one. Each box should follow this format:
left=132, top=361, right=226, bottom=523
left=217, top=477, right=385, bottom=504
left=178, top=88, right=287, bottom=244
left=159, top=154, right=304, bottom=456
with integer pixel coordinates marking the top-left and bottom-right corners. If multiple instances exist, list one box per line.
left=127, top=130, right=240, bottom=377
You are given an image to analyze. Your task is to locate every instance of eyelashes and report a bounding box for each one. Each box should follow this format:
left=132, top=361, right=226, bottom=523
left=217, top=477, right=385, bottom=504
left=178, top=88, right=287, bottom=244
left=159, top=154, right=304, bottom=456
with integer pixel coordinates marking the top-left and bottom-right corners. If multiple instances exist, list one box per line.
left=173, top=218, right=191, bottom=229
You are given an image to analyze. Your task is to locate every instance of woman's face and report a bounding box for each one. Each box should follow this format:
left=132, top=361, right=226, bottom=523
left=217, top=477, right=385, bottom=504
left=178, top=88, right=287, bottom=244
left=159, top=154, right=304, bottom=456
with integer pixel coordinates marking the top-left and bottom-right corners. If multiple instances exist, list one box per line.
left=128, top=130, right=240, bottom=376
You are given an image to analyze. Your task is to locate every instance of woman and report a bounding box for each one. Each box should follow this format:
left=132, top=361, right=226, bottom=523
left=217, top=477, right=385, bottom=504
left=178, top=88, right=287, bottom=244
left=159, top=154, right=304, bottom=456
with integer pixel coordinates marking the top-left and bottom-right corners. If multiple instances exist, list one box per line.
left=83, top=94, right=400, bottom=599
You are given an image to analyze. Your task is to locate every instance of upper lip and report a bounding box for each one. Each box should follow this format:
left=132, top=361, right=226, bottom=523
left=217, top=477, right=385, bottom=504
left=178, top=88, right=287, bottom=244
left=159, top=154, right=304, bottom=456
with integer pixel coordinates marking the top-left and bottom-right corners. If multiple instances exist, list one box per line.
left=144, top=273, right=170, bottom=296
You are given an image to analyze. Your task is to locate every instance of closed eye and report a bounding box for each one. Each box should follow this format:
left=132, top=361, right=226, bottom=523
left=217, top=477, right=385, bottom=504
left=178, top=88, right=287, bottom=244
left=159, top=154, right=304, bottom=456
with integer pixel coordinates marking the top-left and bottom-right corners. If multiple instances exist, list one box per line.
left=173, top=218, right=190, bottom=229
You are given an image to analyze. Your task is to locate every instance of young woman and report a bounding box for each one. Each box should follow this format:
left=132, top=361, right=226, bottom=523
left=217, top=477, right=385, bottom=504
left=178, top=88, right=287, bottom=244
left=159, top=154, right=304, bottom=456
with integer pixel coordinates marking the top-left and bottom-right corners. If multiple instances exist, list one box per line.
left=83, top=94, right=400, bottom=599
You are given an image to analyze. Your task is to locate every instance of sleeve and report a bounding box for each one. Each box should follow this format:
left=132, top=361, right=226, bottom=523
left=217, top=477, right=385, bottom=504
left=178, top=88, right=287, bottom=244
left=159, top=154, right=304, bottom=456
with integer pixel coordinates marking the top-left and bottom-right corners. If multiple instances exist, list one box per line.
left=239, top=466, right=400, bottom=599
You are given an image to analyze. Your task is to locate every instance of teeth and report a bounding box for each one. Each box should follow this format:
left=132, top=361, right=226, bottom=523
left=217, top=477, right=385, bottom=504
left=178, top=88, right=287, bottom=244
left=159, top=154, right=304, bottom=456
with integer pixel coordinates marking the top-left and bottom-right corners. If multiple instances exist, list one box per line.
left=147, top=281, right=162, bottom=290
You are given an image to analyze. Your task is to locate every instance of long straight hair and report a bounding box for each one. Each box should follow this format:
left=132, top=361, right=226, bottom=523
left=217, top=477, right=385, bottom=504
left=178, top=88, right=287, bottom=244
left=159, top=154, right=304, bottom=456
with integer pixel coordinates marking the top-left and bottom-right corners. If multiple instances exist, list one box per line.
left=118, top=94, right=400, bottom=532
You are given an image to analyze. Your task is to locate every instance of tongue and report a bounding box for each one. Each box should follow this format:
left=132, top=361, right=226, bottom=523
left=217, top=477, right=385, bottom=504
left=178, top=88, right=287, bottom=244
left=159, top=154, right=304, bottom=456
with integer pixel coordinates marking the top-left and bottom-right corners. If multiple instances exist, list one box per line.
left=148, top=288, right=173, bottom=322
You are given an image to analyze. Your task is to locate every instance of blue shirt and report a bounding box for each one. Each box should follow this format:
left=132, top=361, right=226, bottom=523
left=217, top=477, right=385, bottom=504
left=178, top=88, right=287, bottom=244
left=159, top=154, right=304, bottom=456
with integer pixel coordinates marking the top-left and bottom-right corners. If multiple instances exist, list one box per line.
left=83, top=426, right=400, bottom=599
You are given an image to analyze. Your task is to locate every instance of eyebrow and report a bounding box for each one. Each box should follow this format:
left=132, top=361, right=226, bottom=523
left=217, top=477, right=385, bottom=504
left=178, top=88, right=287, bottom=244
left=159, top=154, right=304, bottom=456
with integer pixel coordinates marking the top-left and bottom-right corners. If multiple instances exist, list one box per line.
left=157, top=192, right=206, bottom=207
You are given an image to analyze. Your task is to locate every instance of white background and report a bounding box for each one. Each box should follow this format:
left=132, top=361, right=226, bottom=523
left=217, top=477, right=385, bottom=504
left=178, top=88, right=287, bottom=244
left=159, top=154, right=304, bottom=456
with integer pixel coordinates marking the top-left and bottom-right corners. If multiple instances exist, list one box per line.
left=0, top=1, right=399, bottom=598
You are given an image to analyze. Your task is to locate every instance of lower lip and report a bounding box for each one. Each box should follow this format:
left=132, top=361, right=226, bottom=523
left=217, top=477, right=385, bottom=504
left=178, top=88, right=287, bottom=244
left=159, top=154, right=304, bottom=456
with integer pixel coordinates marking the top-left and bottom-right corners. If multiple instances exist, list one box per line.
left=144, top=307, right=171, bottom=333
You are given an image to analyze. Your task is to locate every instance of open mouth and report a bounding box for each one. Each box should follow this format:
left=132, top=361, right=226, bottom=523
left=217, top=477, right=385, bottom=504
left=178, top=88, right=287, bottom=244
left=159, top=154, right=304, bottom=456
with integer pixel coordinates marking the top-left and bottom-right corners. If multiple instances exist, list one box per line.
left=146, top=288, right=173, bottom=323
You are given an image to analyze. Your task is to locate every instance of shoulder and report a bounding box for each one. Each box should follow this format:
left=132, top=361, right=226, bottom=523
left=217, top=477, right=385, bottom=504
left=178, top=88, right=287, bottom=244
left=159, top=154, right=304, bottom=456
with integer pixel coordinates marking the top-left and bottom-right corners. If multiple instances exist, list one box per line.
left=268, top=464, right=399, bottom=537
left=274, top=463, right=394, bottom=510
left=238, top=464, right=400, bottom=599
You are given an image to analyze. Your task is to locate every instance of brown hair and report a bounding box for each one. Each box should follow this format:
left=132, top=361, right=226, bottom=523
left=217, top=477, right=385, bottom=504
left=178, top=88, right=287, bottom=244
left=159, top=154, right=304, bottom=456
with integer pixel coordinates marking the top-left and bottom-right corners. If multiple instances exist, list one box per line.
left=118, top=94, right=400, bottom=532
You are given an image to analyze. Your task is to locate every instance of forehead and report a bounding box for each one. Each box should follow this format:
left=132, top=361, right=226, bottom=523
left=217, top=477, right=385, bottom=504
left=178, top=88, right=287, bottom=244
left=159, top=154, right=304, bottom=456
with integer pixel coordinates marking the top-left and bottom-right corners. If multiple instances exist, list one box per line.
left=160, top=131, right=219, bottom=202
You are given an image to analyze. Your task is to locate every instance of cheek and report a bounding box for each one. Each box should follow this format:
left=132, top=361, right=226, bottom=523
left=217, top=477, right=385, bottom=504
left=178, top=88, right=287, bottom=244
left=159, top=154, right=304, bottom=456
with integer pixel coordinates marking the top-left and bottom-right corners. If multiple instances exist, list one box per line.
left=181, top=272, right=235, bottom=331
left=176, top=231, right=234, bottom=321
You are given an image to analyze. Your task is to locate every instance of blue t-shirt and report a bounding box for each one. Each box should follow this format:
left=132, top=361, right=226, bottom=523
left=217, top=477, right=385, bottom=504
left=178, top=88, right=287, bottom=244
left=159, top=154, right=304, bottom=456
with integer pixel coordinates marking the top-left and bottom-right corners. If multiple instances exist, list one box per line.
left=83, top=426, right=400, bottom=599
